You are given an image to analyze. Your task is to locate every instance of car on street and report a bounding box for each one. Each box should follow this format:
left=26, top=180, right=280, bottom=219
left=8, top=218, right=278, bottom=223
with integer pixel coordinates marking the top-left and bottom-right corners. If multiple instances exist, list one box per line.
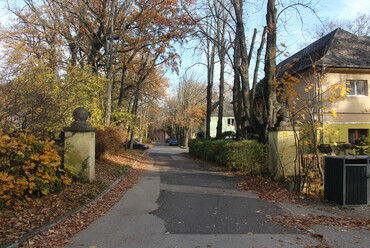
left=169, top=139, right=178, bottom=146
left=123, top=141, right=149, bottom=150
left=165, top=138, right=171, bottom=143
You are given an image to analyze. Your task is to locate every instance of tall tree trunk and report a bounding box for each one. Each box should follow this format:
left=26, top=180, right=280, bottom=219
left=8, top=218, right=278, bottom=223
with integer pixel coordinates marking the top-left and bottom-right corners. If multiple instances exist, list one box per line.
left=104, top=2, right=115, bottom=126
left=264, top=0, right=279, bottom=141
left=117, top=65, right=128, bottom=108
left=105, top=79, right=113, bottom=126
left=232, top=37, right=243, bottom=140
left=129, top=82, right=141, bottom=149
left=139, top=105, right=143, bottom=143
left=206, top=44, right=215, bottom=139
left=216, top=50, right=225, bottom=139
left=118, top=51, right=137, bottom=107
left=184, top=127, right=190, bottom=148
left=233, top=0, right=251, bottom=140
left=216, top=10, right=227, bottom=140
left=68, top=41, right=77, bottom=66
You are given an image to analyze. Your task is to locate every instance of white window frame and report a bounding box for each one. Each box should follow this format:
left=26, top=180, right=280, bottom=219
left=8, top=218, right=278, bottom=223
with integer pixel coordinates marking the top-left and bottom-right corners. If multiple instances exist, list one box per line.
left=347, top=80, right=368, bottom=96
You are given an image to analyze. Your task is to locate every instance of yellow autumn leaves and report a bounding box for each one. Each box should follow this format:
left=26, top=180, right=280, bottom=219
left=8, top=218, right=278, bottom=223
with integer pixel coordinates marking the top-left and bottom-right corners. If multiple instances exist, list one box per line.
left=0, top=131, right=72, bottom=205
left=0, top=64, right=105, bottom=137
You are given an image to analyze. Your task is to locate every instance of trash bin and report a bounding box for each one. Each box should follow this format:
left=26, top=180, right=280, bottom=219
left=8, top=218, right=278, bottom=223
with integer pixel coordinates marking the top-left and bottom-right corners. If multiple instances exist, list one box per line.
left=324, top=155, right=369, bottom=206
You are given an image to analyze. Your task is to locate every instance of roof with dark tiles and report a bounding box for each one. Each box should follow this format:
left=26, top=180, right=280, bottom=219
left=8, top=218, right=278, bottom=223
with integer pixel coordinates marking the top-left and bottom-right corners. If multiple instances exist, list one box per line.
left=276, top=28, right=370, bottom=80
left=211, top=101, right=234, bottom=117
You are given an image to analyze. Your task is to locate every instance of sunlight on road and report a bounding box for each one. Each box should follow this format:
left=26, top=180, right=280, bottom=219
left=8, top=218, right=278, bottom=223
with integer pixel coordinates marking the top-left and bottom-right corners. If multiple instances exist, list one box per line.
left=149, top=142, right=188, bottom=155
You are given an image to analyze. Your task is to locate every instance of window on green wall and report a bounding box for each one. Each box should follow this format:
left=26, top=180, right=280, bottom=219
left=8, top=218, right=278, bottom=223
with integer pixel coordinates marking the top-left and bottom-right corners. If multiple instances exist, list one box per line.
left=347, top=80, right=368, bottom=96
left=348, top=129, right=369, bottom=144
left=227, top=118, right=235, bottom=126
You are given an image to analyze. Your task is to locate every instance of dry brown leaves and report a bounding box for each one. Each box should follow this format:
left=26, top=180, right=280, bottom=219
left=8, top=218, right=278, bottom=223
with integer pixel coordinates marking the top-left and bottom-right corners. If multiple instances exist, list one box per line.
left=236, top=173, right=370, bottom=243
left=21, top=153, right=148, bottom=248
left=236, top=176, right=298, bottom=203
left=0, top=150, right=147, bottom=247
left=268, top=214, right=370, bottom=231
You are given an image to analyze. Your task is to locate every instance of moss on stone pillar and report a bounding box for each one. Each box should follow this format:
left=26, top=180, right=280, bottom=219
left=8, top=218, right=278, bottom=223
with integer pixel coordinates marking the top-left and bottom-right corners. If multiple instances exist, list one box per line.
left=63, top=107, right=96, bottom=182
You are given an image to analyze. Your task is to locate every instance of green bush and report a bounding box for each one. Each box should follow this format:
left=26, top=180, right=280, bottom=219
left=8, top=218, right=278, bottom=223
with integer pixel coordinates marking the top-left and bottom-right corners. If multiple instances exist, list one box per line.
left=188, top=139, right=268, bottom=176
left=354, top=136, right=370, bottom=155
left=222, top=131, right=236, bottom=139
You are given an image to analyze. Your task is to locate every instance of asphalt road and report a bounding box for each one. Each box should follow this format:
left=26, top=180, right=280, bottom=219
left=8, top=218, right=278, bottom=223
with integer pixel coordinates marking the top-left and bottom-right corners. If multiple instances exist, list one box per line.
left=64, top=142, right=321, bottom=248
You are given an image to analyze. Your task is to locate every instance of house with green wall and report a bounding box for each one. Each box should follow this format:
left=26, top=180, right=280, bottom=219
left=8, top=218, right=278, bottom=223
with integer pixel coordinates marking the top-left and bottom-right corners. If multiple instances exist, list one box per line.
left=276, top=28, right=370, bottom=145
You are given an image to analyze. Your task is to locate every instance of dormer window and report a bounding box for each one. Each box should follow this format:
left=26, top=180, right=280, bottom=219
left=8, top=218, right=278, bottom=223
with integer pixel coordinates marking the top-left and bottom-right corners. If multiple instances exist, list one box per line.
left=347, top=80, right=368, bottom=96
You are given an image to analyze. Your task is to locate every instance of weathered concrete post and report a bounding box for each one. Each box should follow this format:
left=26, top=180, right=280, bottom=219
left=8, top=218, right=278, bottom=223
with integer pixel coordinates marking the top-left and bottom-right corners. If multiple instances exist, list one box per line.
left=64, top=107, right=96, bottom=182
left=268, top=111, right=299, bottom=191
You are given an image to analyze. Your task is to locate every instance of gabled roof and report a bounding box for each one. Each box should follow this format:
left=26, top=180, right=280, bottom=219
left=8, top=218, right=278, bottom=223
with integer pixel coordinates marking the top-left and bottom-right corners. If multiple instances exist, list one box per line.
left=276, top=28, right=370, bottom=79
left=211, top=101, right=234, bottom=117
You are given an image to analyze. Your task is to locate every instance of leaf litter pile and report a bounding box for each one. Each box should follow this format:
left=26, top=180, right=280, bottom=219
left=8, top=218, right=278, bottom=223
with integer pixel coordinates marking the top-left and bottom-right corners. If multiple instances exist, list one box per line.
left=268, top=215, right=370, bottom=231
left=0, top=150, right=147, bottom=247
left=236, top=176, right=370, bottom=233
left=236, top=176, right=298, bottom=202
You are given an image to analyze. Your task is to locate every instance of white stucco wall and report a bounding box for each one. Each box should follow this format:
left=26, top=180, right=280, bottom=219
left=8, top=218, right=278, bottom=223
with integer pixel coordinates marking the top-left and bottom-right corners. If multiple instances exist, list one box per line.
left=209, top=116, right=236, bottom=138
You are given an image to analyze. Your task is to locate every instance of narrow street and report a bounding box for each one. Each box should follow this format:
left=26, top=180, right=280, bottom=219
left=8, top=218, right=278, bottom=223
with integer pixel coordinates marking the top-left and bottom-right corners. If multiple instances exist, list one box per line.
left=63, top=143, right=328, bottom=247
left=150, top=143, right=301, bottom=236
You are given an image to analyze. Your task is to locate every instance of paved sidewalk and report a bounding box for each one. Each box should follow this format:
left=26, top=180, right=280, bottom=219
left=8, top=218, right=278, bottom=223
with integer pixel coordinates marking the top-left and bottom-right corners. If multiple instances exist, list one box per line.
left=278, top=201, right=370, bottom=247
left=64, top=143, right=369, bottom=248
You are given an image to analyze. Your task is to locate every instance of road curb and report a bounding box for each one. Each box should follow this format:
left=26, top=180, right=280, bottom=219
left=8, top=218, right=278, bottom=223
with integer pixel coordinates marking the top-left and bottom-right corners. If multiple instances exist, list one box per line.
left=2, top=150, right=148, bottom=248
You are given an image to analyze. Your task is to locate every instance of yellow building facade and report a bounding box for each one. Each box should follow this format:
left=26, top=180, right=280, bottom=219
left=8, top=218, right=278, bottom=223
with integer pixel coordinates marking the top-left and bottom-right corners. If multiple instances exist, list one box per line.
left=276, top=28, right=370, bottom=146
left=322, top=70, right=370, bottom=144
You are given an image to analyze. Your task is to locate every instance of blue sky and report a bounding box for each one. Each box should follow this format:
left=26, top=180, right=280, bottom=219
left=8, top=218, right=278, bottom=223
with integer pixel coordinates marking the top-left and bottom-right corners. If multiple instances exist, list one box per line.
left=165, top=0, right=370, bottom=89
left=1, top=0, right=368, bottom=90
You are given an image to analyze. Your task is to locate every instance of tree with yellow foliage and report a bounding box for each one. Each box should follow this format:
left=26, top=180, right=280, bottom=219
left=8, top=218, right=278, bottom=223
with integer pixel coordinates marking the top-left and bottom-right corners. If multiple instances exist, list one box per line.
left=4, top=0, right=196, bottom=127
left=275, top=65, right=349, bottom=192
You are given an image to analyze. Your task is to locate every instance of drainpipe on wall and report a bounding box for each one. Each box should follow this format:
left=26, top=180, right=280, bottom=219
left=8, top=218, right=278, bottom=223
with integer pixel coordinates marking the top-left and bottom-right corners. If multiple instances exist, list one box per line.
left=321, top=66, right=326, bottom=144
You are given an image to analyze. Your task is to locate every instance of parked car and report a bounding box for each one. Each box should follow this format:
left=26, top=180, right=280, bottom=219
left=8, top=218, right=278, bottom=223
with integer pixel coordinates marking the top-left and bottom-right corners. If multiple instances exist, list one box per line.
left=169, top=139, right=178, bottom=146
left=165, top=138, right=171, bottom=143
left=123, top=141, right=149, bottom=150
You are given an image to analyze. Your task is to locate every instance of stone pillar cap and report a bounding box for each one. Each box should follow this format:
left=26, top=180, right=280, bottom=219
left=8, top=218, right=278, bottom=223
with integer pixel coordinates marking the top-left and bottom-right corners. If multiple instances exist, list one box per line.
left=64, top=107, right=96, bottom=132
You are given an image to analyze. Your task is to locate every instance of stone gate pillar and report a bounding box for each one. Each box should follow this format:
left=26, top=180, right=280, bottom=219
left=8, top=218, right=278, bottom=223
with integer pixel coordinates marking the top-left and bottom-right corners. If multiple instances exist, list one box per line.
left=269, top=129, right=297, bottom=176
left=64, top=107, right=96, bottom=182
left=268, top=112, right=299, bottom=191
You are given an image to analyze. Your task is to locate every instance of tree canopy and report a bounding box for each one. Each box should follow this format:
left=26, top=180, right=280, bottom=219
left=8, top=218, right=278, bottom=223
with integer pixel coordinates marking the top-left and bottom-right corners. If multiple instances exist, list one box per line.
left=1, top=0, right=196, bottom=138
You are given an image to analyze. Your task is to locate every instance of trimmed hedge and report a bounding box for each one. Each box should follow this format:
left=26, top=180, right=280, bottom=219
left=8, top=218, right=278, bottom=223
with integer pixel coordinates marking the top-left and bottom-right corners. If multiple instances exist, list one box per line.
left=188, top=139, right=268, bottom=176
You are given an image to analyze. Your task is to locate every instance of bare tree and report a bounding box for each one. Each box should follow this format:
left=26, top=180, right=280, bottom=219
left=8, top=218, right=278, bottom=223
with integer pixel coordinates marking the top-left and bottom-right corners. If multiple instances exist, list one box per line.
left=313, top=13, right=369, bottom=38
left=208, top=0, right=233, bottom=139
left=185, top=0, right=232, bottom=139
left=231, top=0, right=268, bottom=141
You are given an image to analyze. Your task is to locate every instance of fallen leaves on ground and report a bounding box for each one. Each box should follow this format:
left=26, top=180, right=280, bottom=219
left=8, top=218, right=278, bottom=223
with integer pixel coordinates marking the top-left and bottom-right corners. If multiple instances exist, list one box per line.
left=183, top=153, right=324, bottom=203
left=304, top=245, right=331, bottom=248
left=269, top=214, right=370, bottom=248
left=236, top=176, right=298, bottom=203
left=0, top=150, right=146, bottom=247
left=268, top=215, right=370, bottom=231
left=21, top=152, right=148, bottom=247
